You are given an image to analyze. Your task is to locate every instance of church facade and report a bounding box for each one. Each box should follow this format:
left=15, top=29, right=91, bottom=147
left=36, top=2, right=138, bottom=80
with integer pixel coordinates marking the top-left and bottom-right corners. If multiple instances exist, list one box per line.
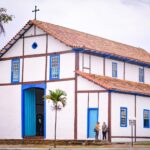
left=0, top=20, right=150, bottom=142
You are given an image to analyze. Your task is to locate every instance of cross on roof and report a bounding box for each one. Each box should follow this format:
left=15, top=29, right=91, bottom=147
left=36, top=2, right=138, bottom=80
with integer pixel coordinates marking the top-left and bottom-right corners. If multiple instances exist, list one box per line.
left=32, top=6, right=40, bottom=20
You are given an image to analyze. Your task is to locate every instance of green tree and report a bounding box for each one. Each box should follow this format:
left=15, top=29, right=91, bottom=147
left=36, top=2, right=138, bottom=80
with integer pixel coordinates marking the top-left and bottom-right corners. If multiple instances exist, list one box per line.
left=0, top=8, right=13, bottom=34
left=44, top=89, right=67, bottom=148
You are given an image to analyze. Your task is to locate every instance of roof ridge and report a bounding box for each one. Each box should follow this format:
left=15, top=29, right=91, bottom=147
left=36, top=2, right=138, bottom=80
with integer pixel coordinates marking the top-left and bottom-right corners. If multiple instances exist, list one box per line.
left=32, top=20, right=149, bottom=54
left=1, top=20, right=150, bottom=65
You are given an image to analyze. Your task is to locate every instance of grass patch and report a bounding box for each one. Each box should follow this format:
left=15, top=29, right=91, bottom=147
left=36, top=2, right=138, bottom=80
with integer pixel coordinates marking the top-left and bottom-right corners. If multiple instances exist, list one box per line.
left=134, top=142, right=150, bottom=145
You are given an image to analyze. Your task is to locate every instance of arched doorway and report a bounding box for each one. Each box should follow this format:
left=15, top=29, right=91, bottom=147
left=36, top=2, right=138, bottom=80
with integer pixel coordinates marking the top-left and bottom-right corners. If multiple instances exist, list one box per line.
left=23, top=87, right=44, bottom=137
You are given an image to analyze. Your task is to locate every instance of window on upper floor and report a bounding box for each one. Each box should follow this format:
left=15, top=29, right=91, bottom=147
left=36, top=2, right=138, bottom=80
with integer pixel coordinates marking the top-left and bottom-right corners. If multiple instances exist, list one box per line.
left=143, top=109, right=150, bottom=128
left=139, top=67, right=144, bottom=83
left=11, top=58, right=20, bottom=83
left=112, top=62, right=117, bottom=78
left=50, top=54, right=60, bottom=80
left=120, top=107, right=127, bottom=127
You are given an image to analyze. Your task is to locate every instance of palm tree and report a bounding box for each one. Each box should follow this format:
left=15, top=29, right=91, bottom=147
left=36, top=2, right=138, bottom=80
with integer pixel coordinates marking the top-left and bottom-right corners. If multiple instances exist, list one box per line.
left=0, top=8, right=13, bottom=34
left=44, top=89, right=67, bottom=148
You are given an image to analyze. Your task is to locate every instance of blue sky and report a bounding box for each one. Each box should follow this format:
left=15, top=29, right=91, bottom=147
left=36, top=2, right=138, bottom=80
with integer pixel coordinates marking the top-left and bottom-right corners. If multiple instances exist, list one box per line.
left=0, top=0, right=150, bottom=52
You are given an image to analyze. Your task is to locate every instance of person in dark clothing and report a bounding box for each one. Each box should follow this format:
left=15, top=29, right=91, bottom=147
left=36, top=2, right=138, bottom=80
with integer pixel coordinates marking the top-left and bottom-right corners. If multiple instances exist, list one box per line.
left=102, top=122, right=108, bottom=140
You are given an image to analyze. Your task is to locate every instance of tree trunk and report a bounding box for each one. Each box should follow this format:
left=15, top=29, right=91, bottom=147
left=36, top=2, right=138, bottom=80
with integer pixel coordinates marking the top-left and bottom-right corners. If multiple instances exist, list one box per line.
left=54, top=107, right=57, bottom=148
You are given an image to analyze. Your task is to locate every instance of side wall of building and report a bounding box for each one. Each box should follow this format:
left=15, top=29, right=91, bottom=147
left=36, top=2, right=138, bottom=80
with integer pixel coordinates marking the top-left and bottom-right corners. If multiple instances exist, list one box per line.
left=0, top=85, right=22, bottom=139
left=46, top=80, right=75, bottom=139
left=78, top=53, right=150, bottom=84
left=136, top=96, right=150, bottom=141
left=77, top=76, right=108, bottom=140
left=111, top=93, right=150, bottom=142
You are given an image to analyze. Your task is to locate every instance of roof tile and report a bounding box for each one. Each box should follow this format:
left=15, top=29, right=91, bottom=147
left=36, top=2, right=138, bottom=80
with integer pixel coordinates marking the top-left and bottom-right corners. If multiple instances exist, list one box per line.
left=1, top=19, right=150, bottom=64
left=31, top=20, right=150, bottom=64
left=76, top=70, right=150, bottom=96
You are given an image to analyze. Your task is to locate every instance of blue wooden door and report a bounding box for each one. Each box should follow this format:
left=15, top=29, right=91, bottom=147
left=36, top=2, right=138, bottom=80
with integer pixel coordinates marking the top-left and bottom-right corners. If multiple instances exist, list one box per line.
left=88, top=108, right=98, bottom=138
left=24, top=88, right=36, bottom=136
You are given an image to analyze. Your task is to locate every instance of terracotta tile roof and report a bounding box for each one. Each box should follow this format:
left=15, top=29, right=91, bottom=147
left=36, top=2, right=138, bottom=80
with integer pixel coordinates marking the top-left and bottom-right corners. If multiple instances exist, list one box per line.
left=31, top=20, right=150, bottom=64
left=76, top=70, right=150, bottom=96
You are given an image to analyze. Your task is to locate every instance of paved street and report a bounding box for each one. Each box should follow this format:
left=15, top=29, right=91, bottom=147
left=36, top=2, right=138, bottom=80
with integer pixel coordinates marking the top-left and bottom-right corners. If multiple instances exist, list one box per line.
left=0, top=148, right=150, bottom=150
left=0, top=147, right=150, bottom=150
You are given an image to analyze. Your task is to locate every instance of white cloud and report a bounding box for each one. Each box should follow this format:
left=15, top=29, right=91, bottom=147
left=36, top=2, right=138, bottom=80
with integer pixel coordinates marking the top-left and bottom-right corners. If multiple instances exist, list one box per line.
left=121, top=0, right=150, bottom=6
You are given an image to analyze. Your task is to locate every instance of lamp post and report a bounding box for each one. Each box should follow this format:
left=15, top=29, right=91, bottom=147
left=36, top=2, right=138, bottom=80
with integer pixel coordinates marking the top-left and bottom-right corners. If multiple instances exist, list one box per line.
left=129, top=118, right=136, bottom=147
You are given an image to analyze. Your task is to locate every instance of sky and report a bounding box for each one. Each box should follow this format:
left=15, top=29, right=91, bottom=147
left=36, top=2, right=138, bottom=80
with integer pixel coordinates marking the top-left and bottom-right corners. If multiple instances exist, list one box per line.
left=0, top=0, right=150, bottom=52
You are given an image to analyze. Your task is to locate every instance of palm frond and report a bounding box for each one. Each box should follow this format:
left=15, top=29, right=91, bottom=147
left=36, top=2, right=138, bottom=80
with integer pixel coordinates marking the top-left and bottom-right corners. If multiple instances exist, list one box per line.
left=0, top=8, right=13, bottom=34
left=44, top=89, right=67, bottom=109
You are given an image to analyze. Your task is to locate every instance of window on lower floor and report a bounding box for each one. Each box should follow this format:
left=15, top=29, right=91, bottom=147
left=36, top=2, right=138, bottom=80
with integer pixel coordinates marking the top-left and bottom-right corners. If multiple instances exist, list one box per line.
left=143, top=109, right=150, bottom=128
left=120, top=107, right=127, bottom=127
left=50, top=54, right=60, bottom=80
left=11, top=58, right=20, bottom=83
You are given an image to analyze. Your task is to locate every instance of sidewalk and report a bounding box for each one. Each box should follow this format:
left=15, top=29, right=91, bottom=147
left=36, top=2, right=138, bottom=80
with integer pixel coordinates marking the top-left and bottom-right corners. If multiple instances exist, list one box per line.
left=0, top=143, right=150, bottom=150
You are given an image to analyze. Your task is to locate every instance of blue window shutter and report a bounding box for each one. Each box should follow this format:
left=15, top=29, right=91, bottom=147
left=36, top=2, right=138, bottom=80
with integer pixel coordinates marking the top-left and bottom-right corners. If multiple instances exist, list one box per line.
left=120, top=107, right=127, bottom=127
left=112, top=62, right=117, bottom=78
left=139, top=68, right=144, bottom=83
left=50, top=54, right=60, bottom=80
left=143, top=109, right=149, bottom=128
left=11, top=58, right=20, bottom=83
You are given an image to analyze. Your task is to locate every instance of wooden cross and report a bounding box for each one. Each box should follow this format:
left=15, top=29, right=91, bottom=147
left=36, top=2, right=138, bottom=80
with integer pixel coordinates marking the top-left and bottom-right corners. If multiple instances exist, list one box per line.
left=32, top=6, right=40, bottom=20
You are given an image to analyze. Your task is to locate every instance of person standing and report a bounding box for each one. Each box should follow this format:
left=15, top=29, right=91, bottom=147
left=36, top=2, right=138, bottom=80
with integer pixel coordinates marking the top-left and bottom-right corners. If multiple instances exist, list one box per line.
left=94, top=122, right=100, bottom=140
left=102, top=122, right=108, bottom=140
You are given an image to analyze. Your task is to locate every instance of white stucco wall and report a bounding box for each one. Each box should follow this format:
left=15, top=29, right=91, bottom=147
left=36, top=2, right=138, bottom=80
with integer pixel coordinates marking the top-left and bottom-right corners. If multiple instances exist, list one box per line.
left=2, top=26, right=46, bottom=58
left=46, top=80, right=74, bottom=139
left=83, top=54, right=90, bottom=68
left=79, top=53, right=104, bottom=75
left=89, top=93, right=99, bottom=108
left=0, top=60, right=11, bottom=83
left=0, top=59, right=23, bottom=83
left=24, top=57, right=45, bottom=82
left=125, top=63, right=139, bottom=82
left=111, top=138, right=132, bottom=142
left=79, top=53, right=90, bottom=73
left=111, top=93, right=135, bottom=139
left=77, top=76, right=108, bottom=140
left=105, top=58, right=124, bottom=80
left=110, top=92, right=150, bottom=142
left=48, top=36, right=71, bottom=53
left=79, top=53, right=83, bottom=71
left=60, top=53, right=75, bottom=79
left=77, top=92, right=108, bottom=140
left=2, top=39, right=23, bottom=58
left=24, top=36, right=46, bottom=55
left=0, top=59, right=22, bottom=84
left=24, top=26, right=45, bottom=36
left=77, top=93, right=88, bottom=139
left=144, top=67, right=150, bottom=84
left=136, top=96, right=150, bottom=141
left=0, top=85, right=21, bottom=139
left=77, top=76, right=105, bottom=91
left=91, top=55, right=103, bottom=75
left=99, top=93, right=108, bottom=128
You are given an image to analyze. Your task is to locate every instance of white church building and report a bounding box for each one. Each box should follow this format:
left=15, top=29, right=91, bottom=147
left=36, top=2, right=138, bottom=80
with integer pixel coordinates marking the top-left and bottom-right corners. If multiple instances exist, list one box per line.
left=0, top=20, right=150, bottom=143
